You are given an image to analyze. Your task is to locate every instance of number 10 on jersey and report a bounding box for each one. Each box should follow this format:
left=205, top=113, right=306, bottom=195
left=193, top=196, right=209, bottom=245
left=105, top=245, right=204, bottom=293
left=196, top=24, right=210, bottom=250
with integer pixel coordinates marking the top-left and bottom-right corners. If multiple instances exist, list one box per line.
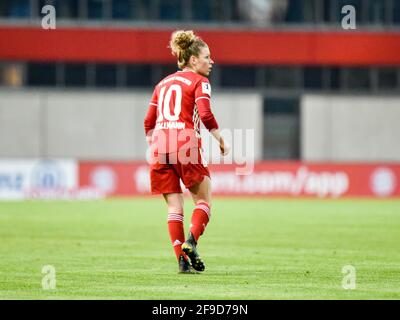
left=157, top=85, right=182, bottom=122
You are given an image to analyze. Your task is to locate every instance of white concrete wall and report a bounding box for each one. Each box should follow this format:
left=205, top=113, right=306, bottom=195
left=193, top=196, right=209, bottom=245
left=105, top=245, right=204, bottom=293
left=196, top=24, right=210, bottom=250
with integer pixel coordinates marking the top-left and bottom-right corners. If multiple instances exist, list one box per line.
left=44, top=91, right=149, bottom=159
left=0, top=89, right=263, bottom=160
left=0, top=91, right=43, bottom=157
left=207, top=93, right=263, bottom=162
left=302, top=95, right=400, bottom=161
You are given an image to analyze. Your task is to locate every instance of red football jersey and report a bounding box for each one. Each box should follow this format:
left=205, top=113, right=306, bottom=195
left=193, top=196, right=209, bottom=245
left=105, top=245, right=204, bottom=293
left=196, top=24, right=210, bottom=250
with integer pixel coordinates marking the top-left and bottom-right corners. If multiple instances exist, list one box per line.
left=144, top=70, right=219, bottom=153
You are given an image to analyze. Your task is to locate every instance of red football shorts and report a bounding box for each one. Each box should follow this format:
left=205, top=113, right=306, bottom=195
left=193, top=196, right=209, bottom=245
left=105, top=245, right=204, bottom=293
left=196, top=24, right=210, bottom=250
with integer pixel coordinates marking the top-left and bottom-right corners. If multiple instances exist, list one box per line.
left=150, top=148, right=210, bottom=195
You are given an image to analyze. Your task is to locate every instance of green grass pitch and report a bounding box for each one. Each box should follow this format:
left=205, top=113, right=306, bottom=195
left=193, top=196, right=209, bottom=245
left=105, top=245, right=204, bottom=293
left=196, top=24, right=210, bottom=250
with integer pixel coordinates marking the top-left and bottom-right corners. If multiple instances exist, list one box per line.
left=0, top=198, right=399, bottom=299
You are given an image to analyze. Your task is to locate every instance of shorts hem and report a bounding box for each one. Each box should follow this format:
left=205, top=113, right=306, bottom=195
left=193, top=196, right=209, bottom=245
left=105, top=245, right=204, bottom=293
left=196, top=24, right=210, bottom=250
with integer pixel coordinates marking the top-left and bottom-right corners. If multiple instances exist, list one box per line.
left=185, top=173, right=210, bottom=190
left=151, top=190, right=183, bottom=195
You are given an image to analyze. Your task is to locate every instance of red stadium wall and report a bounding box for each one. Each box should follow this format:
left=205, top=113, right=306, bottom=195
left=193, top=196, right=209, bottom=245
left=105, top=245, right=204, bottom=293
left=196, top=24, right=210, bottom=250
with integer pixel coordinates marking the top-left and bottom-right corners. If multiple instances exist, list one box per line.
left=1, top=27, right=400, bottom=65
left=79, top=161, right=400, bottom=198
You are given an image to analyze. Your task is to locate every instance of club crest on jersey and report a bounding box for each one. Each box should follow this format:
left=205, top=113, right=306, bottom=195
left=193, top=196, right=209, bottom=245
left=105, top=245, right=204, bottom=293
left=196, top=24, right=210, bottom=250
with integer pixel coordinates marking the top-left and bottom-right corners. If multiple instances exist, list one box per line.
left=202, top=82, right=211, bottom=96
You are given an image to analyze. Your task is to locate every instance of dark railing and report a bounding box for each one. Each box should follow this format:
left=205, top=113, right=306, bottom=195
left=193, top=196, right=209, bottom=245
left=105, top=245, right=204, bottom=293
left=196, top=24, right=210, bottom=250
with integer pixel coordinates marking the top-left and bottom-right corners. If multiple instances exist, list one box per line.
left=0, top=0, right=399, bottom=27
left=1, top=61, right=399, bottom=93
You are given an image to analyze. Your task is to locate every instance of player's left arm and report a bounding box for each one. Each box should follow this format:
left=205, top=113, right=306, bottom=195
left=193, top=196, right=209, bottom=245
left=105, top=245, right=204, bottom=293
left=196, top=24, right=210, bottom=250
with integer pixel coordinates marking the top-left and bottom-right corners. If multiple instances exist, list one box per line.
left=195, top=78, right=229, bottom=156
left=195, top=78, right=219, bottom=131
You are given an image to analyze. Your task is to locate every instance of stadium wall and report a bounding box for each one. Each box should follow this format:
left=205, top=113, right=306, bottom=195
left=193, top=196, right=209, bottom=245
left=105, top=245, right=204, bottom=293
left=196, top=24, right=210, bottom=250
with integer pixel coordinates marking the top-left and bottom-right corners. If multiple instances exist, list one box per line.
left=1, top=27, right=400, bottom=65
left=0, top=89, right=263, bottom=160
left=1, top=90, right=399, bottom=161
left=301, top=95, right=400, bottom=161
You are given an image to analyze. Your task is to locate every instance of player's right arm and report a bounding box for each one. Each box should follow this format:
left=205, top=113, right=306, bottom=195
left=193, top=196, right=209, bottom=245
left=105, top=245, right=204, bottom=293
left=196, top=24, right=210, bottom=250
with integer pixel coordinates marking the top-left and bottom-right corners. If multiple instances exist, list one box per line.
left=144, top=88, right=158, bottom=145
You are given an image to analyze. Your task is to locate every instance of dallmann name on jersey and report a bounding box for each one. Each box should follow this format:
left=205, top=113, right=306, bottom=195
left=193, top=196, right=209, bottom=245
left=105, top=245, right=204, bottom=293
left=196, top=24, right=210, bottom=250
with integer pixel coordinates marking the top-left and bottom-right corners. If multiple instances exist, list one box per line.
left=155, top=121, right=186, bottom=130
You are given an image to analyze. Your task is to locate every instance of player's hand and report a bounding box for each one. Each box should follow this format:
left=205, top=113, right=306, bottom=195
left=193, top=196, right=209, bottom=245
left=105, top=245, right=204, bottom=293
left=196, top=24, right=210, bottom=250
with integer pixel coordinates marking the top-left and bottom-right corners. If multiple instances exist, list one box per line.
left=220, top=141, right=230, bottom=156
left=146, top=135, right=152, bottom=146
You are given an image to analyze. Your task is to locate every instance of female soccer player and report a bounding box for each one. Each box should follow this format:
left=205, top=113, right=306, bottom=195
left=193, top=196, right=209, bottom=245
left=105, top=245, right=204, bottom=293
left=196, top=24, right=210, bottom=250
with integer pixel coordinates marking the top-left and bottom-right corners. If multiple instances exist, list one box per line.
left=144, top=30, right=229, bottom=273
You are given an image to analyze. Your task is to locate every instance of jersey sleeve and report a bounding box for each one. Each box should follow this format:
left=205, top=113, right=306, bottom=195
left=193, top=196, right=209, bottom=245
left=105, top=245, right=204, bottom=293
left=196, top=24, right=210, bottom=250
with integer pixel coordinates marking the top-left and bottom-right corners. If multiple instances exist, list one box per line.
left=144, top=88, right=158, bottom=136
left=194, top=77, right=212, bottom=101
left=194, top=78, right=219, bottom=131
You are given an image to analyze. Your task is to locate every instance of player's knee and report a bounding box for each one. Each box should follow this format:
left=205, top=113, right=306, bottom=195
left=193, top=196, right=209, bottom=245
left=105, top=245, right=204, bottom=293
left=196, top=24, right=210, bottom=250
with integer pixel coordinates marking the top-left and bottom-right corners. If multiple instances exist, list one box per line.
left=195, top=199, right=211, bottom=208
left=167, top=205, right=184, bottom=214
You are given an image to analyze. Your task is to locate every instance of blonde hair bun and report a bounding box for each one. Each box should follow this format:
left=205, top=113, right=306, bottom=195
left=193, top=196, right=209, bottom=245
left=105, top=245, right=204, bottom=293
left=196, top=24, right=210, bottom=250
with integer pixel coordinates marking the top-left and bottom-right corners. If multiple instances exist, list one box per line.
left=169, top=30, right=207, bottom=69
left=170, top=30, right=196, bottom=53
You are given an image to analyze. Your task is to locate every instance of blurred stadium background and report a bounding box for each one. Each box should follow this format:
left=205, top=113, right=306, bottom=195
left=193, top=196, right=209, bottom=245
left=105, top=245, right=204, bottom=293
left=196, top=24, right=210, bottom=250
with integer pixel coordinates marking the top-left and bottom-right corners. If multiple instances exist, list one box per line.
left=0, top=0, right=400, bottom=299
left=0, top=0, right=400, bottom=199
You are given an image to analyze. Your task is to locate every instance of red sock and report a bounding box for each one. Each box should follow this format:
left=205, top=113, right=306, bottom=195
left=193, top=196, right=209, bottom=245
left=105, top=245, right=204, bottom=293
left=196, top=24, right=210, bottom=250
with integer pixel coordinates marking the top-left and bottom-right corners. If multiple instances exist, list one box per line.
left=190, top=202, right=211, bottom=243
left=167, top=213, right=185, bottom=261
